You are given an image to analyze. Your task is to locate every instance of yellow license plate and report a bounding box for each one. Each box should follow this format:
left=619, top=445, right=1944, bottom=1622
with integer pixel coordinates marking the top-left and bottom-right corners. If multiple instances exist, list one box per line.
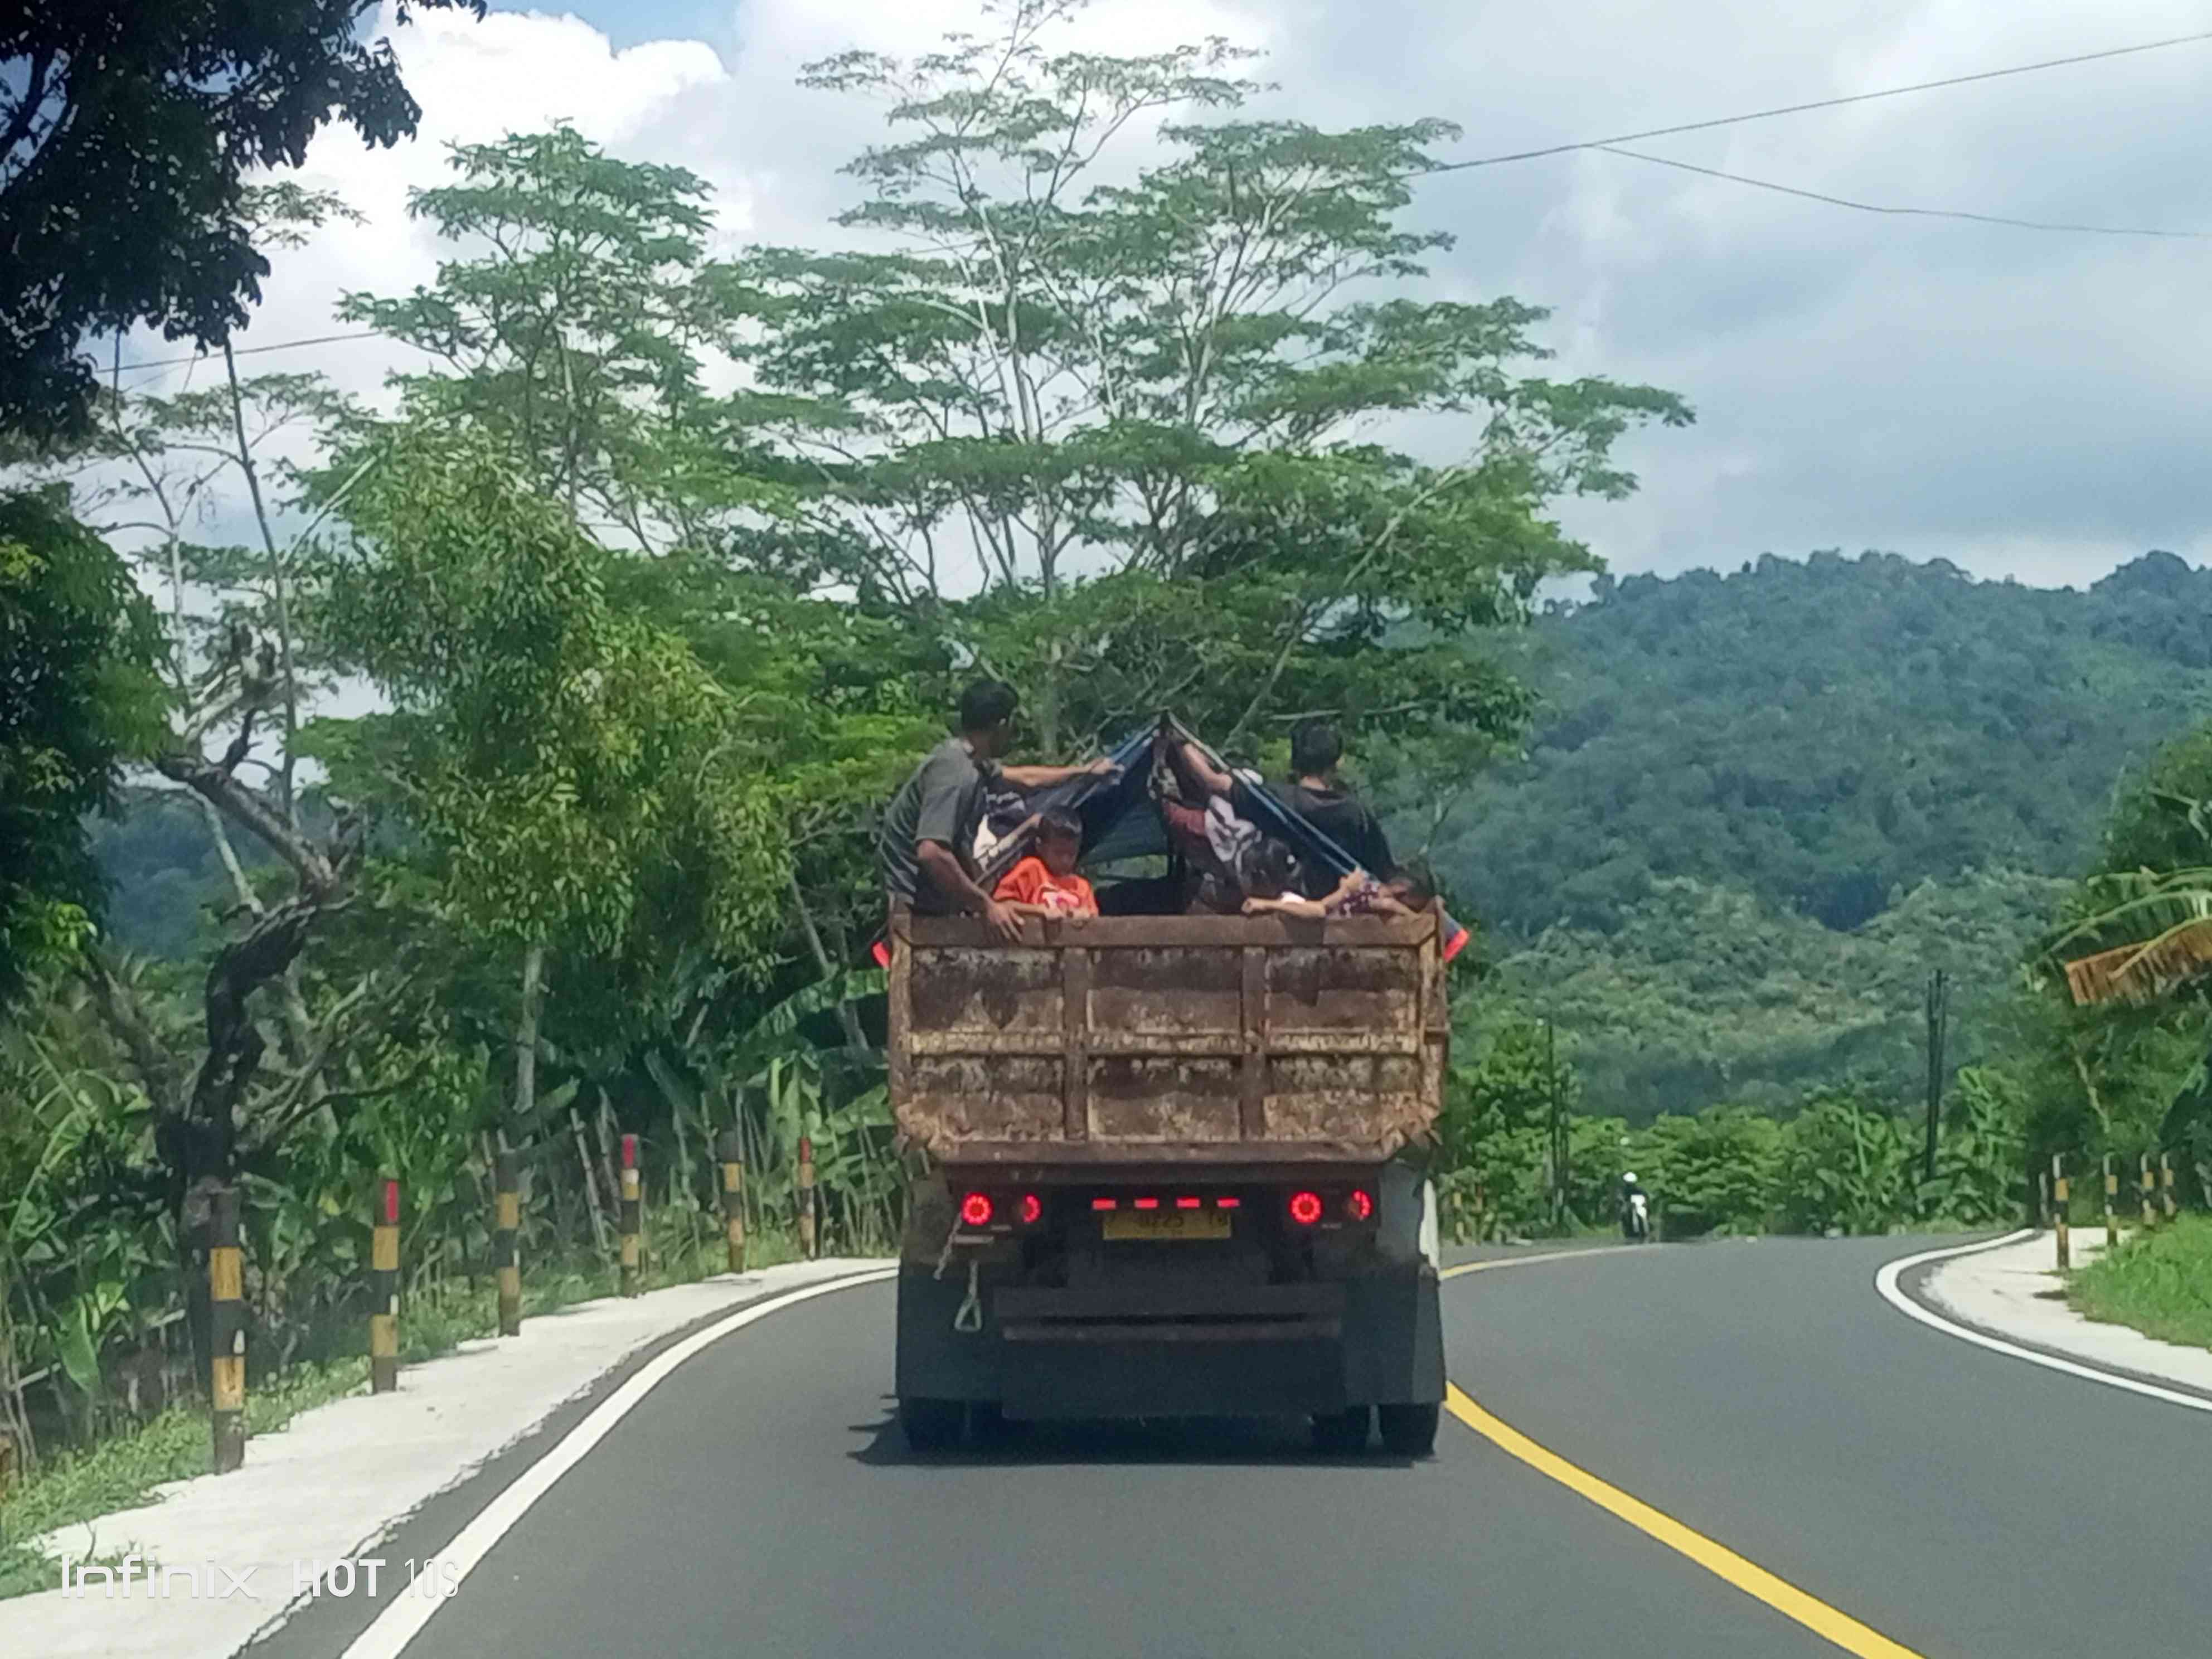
left=1101, top=1208, right=1233, bottom=1243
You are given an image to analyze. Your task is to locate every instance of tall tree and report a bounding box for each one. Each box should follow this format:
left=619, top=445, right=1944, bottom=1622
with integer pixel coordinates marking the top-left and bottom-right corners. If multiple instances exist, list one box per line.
left=741, top=0, right=1690, bottom=755
left=316, top=420, right=793, bottom=1141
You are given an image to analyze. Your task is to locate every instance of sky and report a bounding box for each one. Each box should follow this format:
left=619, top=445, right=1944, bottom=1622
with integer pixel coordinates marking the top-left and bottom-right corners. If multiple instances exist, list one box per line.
left=109, top=0, right=2212, bottom=592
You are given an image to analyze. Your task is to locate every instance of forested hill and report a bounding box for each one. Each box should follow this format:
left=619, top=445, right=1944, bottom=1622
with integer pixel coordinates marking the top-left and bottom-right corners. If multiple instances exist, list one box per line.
left=1434, top=549, right=2212, bottom=942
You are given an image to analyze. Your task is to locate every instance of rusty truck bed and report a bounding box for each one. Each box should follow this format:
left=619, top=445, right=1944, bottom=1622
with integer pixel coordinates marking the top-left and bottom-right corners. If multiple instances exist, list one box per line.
left=886, top=909, right=1448, bottom=1170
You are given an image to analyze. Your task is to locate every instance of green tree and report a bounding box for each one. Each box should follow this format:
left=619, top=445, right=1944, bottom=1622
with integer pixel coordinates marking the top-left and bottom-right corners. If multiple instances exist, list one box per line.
left=317, top=420, right=792, bottom=1141
left=334, top=127, right=782, bottom=550
left=0, top=491, right=165, bottom=1006
left=743, top=0, right=1689, bottom=760
left=1, top=0, right=483, bottom=439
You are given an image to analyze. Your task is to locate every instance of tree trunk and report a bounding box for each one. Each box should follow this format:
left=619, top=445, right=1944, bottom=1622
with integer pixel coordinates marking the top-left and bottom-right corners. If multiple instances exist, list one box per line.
left=512, top=941, right=544, bottom=1137
left=789, top=872, right=867, bottom=1051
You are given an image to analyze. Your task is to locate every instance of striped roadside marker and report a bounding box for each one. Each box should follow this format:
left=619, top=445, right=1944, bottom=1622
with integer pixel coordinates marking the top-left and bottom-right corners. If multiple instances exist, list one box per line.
left=2160, top=1152, right=2177, bottom=1222
left=797, top=1135, right=817, bottom=1260
left=619, top=1134, right=642, bottom=1297
left=2104, top=1154, right=2118, bottom=1246
left=371, top=1176, right=400, bottom=1394
left=2140, top=1153, right=2157, bottom=1230
left=717, top=1129, right=746, bottom=1274
left=495, top=1150, right=522, bottom=1337
left=210, top=1186, right=246, bottom=1472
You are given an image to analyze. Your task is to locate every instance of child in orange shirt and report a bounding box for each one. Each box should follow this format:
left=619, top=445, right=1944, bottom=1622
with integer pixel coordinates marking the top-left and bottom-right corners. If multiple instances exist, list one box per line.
left=992, top=808, right=1098, bottom=919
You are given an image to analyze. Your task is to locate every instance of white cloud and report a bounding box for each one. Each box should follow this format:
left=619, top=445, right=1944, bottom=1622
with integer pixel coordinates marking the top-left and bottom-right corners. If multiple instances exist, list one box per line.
left=107, top=0, right=2212, bottom=594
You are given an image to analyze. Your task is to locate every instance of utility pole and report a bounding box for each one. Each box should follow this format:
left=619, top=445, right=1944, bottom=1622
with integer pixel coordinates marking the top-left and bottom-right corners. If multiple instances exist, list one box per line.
left=1923, top=968, right=1949, bottom=1186
left=1546, top=1019, right=1567, bottom=1233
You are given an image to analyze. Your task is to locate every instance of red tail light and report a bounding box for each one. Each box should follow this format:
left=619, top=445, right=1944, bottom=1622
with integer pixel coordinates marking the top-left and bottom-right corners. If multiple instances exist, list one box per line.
left=1346, top=1189, right=1375, bottom=1223
left=1134, top=1196, right=1161, bottom=1211
left=1217, top=1196, right=1241, bottom=1210
left=1175, top=1196, right=1202, bottom=1210
left=1288, top=1190, right=1323, bottom=1226
left=1092, top=1197, right=1118, bottom=1212
left=959, top=1191, right=994, bottom=1228
left=1018, top=1192, right=1042, bottom=1226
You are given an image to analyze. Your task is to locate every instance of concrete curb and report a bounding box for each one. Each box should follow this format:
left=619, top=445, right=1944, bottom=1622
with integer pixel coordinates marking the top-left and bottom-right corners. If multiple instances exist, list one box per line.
left=7, top=1258, right=889, bottom=1659
left=1891, top=1230, right=2212, bottom=1408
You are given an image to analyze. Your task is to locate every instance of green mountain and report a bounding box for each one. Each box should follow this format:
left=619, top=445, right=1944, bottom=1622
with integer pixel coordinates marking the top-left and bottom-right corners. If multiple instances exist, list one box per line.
left=1437, top=548, right=2212, bottom=938
left=1439, top=548, right=2212, bottom=1117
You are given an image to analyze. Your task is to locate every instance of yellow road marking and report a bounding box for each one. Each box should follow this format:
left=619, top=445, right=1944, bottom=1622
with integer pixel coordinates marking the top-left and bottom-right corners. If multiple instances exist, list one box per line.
left=1442, top=1385, right=1928, bottom=1659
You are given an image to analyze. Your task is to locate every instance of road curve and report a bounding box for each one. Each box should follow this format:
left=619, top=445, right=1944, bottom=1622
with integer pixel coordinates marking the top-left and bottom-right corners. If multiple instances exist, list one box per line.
left=254, top=1237, right=2212, bottom=1659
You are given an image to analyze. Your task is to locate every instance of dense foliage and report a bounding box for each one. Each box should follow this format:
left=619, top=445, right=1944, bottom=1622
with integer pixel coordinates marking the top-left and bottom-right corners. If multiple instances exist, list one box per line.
left=0, top=0, right=484, bottom=438
left=1437, top=549, right=2212, bottom=938
left=0, top=492, right=164, bottom=1005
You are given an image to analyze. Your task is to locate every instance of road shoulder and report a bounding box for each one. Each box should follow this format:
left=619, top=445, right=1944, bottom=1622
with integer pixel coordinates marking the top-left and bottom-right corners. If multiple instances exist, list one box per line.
left=8, top=1258, right=887, bottom=1659
left=1896, top=1231, right=2212, bottom=1406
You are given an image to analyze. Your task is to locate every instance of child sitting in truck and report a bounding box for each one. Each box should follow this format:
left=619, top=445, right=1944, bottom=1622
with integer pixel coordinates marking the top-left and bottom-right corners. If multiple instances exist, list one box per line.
left=992, top=808, right=1099, bottom=918
left=1243, top=859, right=1435, bottom=920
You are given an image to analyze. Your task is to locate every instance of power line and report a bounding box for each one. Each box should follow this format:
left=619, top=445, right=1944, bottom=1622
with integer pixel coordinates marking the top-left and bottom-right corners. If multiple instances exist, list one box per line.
left=1595, top=145, right=2212, bottom=240
left=114, top=328, right=385, bottom=375
left=1401, top=30, right=2212, bottom=180
left=102, top=30, right=2212, bottom=378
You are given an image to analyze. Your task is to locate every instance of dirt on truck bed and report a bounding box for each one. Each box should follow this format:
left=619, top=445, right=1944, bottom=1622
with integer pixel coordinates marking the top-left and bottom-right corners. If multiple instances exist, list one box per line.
left=887, top=908, right=1448, bottom=1167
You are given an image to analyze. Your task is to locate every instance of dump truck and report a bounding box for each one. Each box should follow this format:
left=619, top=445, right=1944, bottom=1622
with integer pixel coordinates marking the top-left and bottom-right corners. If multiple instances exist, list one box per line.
left=888, top=903, right=1448, bottom=1454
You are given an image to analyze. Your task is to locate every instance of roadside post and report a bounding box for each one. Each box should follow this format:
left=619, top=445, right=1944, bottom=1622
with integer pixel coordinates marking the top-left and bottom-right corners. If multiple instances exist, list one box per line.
left=2159, top=1152, right=2177, bottom=1223
left=0, top=1428, right=16, bottom=1496
left=797, top=1135, right=817, bottom=1260
left=619, top=1133, right=642, bottom=1297
left=370, top=1177, right=400, bottom=1394
left=2036, top=1171, right=2049, bottom=1229
left=2104, top=1154, right=2118, bottom=1247
left=210, top=1186, right=246, bottom=1473
left=717, top=1129, right=746, bottom=1273
left=2140, top=1153, right=2157, bottom=1231
left=2051, top=1154, right=2070, bottom=1272
left=495, top=1149, right=522, bottom=1337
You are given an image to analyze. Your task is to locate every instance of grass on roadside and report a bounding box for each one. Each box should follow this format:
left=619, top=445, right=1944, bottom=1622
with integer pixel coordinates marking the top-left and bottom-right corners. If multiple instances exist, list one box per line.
left=2068, top=1212, right=2212, bottom=1352
left=0, top=1217, right=818, bottom=1600
left=0, top=1357, right=367, bottom=1600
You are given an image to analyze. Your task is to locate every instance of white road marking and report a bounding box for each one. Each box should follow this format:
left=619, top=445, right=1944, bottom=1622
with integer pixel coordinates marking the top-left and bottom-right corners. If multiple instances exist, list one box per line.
left=1874, top=1231, right=2212, bottom=1416
left=338, top=1265, right=898, bottom=1659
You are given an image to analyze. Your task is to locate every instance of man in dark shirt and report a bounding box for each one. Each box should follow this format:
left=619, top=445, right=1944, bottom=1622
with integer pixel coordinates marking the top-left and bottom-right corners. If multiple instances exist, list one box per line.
left=878, top=679, right=1116, bottom=940
left=1282, top=719, right=1394, bottom=899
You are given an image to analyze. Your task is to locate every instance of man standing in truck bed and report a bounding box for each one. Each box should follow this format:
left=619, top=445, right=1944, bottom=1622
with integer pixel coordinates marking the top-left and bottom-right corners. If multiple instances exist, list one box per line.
left=879, top=679, right=1116, bottom=942
left=1283, top=718, right=1395, bottom=899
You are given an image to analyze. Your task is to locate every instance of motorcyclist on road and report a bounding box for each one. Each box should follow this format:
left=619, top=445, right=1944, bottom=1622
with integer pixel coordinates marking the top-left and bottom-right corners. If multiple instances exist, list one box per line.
left=1619, top=1172, right=1651, bottom=1240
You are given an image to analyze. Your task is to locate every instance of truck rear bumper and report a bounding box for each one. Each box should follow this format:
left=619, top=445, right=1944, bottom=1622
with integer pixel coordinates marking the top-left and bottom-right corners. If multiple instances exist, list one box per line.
left=895, top=1263, right=1443, bottom=1420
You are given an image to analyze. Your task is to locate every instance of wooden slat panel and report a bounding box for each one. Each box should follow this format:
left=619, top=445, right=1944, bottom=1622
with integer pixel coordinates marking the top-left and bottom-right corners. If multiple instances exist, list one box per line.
left=936, top=1142, right=1396, bottom=1170
left=1063, top=945, right=1090, bottom=1141
left=1239, top=945, right=1267, bottom=1139
left=909, top=1030, right=1244, bottom=1058
left=1088, top=1056, right=1241, bottom=1142
left=1266, top=948, right=1420, bottom=1034
left=1265, top=1054, right=1425, bottom=1142
left=906, top=913, right=1437, bottom=949
left=908, top=946, right=1062, bottom=1036
left=903, top=1056, right=1065, bottom=1142
left=1089, top=946, right=1241, bottom=1036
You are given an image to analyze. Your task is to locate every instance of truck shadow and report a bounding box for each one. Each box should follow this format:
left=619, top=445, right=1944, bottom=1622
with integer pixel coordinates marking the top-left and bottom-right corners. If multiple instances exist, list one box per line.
left=848, top=1402, right=1425, bottom=1469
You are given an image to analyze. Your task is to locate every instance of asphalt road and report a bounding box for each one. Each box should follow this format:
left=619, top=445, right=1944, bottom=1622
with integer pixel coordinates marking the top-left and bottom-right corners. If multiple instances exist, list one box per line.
left=271, top=1236, right=2212, bottom=1659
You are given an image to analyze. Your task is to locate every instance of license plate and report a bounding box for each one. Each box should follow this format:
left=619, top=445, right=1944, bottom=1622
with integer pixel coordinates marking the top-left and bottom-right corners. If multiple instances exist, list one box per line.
left=1101, top=1209, right=1232, bottom=1243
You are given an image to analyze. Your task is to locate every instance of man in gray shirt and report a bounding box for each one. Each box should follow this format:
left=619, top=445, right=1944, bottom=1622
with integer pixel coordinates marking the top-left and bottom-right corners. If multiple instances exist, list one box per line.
left=879, top=680, right=1116, bottom=940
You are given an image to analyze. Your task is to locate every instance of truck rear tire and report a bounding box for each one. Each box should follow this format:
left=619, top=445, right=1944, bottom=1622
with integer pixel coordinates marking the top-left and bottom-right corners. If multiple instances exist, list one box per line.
left=1310, top=1405, right=1371, bottom=1453
left=1377, top=1401, right=1440, bottom=1457
left=900, top=1398, right=966, bottom=1451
